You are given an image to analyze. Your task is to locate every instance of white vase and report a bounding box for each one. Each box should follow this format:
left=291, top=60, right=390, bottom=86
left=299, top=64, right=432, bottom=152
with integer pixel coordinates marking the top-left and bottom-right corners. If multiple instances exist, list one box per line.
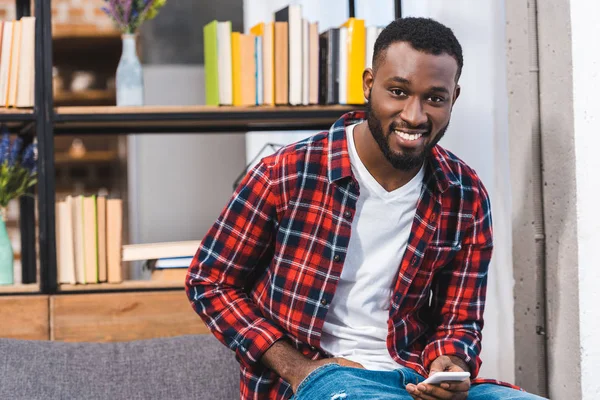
left=116, top=34, right=144, bottom=106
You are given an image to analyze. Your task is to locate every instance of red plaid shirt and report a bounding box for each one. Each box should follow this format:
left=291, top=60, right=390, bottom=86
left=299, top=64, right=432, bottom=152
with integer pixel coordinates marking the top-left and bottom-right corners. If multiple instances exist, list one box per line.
left=186, top=112, right=509, bottom=399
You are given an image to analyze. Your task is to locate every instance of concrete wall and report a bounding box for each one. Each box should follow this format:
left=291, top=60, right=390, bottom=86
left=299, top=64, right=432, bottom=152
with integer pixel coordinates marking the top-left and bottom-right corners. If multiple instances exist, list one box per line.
left=244, top=0, right=514, bottom=382
left=570, top=1, right=600, bottom=396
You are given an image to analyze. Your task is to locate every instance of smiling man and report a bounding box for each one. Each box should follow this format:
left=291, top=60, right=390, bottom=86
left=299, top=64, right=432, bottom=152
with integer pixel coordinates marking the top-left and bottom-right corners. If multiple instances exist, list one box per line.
left=186, top=17, right=546, bottom=400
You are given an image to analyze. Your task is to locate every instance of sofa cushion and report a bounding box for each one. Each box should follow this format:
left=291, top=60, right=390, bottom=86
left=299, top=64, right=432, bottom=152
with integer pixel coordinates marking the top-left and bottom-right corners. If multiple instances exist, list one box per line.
left=0, top=335, right=239, bottom=400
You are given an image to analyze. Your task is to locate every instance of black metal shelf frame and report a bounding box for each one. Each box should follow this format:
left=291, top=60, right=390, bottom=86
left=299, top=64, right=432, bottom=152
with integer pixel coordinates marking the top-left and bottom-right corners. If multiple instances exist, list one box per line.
left=17, top=0, right=401, bottom=296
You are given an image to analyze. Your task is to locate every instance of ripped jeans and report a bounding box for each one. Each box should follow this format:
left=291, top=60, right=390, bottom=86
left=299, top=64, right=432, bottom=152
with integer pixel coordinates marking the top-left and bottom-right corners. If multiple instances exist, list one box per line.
left=292, top=364, right=546, bottom=400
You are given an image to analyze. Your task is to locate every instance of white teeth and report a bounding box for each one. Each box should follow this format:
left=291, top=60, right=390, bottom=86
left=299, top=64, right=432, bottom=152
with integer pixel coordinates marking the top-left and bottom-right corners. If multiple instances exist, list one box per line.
left=394, top=130, right=423, bottom=141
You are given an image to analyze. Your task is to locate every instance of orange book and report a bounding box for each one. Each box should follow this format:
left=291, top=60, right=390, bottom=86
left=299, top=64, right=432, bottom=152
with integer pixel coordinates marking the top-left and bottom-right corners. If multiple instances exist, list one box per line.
left=342, top=18, right=366, bottom=105
left=274, top=22, right=288, bottom=105
left=251, top=22, right=275, bottom=105
left=231, top=32, right=256, bottom=106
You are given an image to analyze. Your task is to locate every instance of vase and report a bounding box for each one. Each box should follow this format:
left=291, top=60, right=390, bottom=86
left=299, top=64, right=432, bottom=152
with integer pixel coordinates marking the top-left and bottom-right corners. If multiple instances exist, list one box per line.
left=0, top=208, right=14, bottom=285
left=116, top=33, right=144, bottom=106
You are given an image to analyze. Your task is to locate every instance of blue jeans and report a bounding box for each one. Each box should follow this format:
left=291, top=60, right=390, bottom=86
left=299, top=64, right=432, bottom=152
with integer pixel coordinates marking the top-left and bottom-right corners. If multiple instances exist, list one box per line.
left=293, top=364, right=547, bottom=399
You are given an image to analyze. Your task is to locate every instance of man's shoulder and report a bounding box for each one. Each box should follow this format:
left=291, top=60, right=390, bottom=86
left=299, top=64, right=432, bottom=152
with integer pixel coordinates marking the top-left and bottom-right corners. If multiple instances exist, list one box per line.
left=260, top=131, right=330, bottom=170
left=432, top=145, right=489, bottom=198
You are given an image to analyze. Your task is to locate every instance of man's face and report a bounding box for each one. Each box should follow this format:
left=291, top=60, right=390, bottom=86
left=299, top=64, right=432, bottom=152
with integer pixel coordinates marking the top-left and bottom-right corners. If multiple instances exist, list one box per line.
left=363, top=41, right=460, bottom=171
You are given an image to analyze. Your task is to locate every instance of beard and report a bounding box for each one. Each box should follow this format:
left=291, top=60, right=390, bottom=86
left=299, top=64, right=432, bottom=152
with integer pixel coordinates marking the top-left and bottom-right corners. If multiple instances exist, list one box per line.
left=365, top=94, right=449, bottom=171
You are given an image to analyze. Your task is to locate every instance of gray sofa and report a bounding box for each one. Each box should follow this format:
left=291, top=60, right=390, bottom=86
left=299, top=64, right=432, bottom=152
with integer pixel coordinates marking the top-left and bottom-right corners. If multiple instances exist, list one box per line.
left=0, top=335, right=239, bottom=399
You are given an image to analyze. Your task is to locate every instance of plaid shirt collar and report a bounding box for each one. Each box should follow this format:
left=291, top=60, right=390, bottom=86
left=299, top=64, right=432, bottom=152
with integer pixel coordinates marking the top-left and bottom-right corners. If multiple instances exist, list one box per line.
left=328, top=111, right=461, bottom=193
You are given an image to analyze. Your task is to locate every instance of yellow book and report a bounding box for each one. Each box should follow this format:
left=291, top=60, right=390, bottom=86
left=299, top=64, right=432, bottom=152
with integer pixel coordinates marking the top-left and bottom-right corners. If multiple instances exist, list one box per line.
left=250, top=22, right=264, bottom=36
left=231, top=32, right=242, bottom=106
left=342, top=18, right=366, bottom=105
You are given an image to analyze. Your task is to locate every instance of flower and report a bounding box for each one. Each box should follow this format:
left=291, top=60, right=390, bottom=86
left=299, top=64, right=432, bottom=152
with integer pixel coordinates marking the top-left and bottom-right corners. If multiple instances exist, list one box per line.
left=101, top=0, right=167, bottom=34
left=0, top=128, right=37, bottom=209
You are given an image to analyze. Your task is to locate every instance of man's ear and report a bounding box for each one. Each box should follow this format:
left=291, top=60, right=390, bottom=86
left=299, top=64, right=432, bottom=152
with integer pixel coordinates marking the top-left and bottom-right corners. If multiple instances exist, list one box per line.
left=452, top=84, right=461, bottom=105
left=363, top=68, right=374, bottom=101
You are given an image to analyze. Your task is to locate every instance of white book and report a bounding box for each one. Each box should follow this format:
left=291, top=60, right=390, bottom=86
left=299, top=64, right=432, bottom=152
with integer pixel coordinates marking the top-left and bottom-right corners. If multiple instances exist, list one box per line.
left=71, top=195, right=86, bottom=284
left=301, top=18, right=309, bottom=106
left=255, top=35, right=263, bottom=105
left=263, top=22, right=274, bottom=105
left=122, top=240, right=200, bottom=262
left=366, top=26, right=379, bottom=69
left=56, top=200, right=76, bottom=284
left=7, top=20, right=21, bottom=107
left=278, top=4, right=302, bottom=105
left=217, top=21, right=233, bottom=105
left=338, top=26, right=348, bottom=105
left=0, top=21, right=13, bottom=106
left=16, top=16, right=35, bottom=108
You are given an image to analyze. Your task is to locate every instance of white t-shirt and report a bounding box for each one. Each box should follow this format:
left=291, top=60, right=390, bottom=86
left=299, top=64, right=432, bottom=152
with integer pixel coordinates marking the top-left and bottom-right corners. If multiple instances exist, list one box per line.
left=319, top=123, right=424, bottom=371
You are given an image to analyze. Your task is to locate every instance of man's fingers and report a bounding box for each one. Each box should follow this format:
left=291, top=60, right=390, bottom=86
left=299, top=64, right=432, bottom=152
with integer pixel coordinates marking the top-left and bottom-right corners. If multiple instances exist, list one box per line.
left=415, top=383, right=458, bottom=400
left=406, top=383, right=444, bottom=400
left=439, top=380, right=470, bottom=392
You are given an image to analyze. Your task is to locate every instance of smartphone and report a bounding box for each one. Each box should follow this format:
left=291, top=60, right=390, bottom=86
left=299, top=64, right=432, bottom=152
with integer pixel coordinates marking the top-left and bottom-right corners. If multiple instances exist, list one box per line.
left=422, top=371, right=470, bottom=385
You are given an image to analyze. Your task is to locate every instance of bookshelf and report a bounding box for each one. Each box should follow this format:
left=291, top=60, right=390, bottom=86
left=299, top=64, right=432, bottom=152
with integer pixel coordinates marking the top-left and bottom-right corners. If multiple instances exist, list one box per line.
left=1, top=0, right=408, bottom=298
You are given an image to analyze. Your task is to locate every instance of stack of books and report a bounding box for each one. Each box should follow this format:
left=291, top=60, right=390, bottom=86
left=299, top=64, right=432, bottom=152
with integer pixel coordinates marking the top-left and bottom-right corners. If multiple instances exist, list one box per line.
left=122, top=240, right=199, bottom=283
left=204, top=4, right=384, bottom=107
left=0, top=17, right=35, bottom=108
left=55, top=196, right=123, bottom=285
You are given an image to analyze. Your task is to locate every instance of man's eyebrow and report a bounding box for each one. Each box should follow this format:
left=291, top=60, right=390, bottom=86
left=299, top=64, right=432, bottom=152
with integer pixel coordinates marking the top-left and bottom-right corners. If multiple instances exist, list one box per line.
left=430, top=86, right=450, bottom=95
left=386, top=77, right=450, bottom=95
left=387, top=76, right=410, bottom=85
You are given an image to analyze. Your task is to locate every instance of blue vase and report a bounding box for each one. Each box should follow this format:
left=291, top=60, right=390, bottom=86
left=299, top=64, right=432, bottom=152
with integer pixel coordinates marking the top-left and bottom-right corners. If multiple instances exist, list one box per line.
left=116, top=34, right=144, bottom=106
left=0, top=212, right=14, bottom=285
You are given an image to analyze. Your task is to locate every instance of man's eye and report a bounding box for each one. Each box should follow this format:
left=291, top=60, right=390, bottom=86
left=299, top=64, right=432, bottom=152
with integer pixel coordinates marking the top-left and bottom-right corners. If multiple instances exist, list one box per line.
left=390, top=89, right=407, bottom=97
left=429, top=96, right=445, bottom=103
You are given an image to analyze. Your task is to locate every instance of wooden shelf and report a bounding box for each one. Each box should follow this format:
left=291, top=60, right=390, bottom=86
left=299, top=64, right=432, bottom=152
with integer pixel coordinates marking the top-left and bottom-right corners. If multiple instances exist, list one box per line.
left=54, top=90, right=116, bottom=107
left=58, top=280, right=184, bottom=293
left=55, top=150, right=119, bottom=165
left=53, top=25, right=121, bottom=40
left=0, top=108, right=35, bottom=123
left=53, top=105, right=363, bottom=135
left=0, top=283, right=40, bottom=295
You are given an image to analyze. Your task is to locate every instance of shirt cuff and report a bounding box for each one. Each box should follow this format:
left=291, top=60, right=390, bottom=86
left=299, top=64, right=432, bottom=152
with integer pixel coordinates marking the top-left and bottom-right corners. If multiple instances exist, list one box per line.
left=236, top=318, right=287, bottom=369
left=422, top=338, right=481, bottom=379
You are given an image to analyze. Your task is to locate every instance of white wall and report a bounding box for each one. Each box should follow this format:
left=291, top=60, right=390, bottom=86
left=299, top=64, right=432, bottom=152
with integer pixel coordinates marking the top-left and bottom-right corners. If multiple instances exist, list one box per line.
left=127, top=66, right=246, bottom=278
left=571, top=0, right=600, bottom=397
left=244, top=0, right=514, bottom=382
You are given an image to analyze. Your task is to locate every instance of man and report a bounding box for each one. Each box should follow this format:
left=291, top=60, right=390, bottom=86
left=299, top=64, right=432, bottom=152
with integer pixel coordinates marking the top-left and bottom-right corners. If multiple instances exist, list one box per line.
left=186, top=17, right=545, bottom=400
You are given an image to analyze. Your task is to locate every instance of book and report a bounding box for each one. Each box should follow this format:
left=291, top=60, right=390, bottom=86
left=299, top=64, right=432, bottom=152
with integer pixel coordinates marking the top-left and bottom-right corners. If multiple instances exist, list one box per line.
left=106, top=199, right=123, bottom=283
left=96, top=196, right=107, bottom=282
left=275, top=5, right=302, bottom=105
left=203, top=20, right=220, bottom=106
left=250, top=23, right=267, bottom=105
left=121, top=240, right=200, bottom=262
left=71, top=195, right=86, bottom=284
left=56, top=199, right=76, bottom=284
left=302, top=18, right=309, bottom=106
left=342, top=18, right=366, bottom=105
left=263, top=22, right=274, bottom=105
left=154, top=256, right=194, bottom=269
left=255, top=35, right=263, bottom=105
left=15, top=16, right=34, bottom=108
left=83, top=195, right=98, bottom=283
left=274, top=21, right=288, bottom=105
left=308, top=22, right=319, bottom=105
left=231, top=32, right=256, bottom=106
left=7, top=19, right=21, bottom=107
left=319, top=29, right=338, bottom=105
left=0, top=21, right=10, bottom=107
left=217, top=21, right=233, bottom=105
left=366, top=26, right=380, bottom=69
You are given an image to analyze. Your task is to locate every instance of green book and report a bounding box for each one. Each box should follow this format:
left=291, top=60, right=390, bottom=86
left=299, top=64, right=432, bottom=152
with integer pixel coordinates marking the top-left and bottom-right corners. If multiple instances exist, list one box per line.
left=204, top=20, right=220, bottom=106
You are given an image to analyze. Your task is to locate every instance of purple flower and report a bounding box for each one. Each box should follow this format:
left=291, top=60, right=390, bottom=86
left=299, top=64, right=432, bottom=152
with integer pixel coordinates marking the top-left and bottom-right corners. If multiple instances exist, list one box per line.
left=0, top=131, right=9, bottom=165
left=8, top=136, right=22, bottom=167
left=21, top=143, right=36, bottom=173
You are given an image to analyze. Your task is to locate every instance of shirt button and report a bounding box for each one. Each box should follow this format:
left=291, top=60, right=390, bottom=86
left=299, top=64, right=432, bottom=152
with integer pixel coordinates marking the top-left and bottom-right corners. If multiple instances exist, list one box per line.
left=411, top=256, right=418, bottom=265
left=334, top=254, right=341, bottom=262
left=321, top=299, right=328, bottom=306
left=343, top=211, right=352, bottom=219
left=430, top=212, right=438, bottom=221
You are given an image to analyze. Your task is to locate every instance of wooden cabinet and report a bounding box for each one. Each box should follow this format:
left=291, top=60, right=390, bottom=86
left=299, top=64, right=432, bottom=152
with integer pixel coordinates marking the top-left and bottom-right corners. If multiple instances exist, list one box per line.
left=0, top=296, right=50, bottom=340
left=50, top=290, right=209, bottom=342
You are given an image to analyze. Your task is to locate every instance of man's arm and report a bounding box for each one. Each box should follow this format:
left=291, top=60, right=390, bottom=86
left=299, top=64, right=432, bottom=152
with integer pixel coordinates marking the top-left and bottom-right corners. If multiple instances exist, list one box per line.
left=185, top=160, right=286, bottom=370
left=421, top=180, right=493, bottom=379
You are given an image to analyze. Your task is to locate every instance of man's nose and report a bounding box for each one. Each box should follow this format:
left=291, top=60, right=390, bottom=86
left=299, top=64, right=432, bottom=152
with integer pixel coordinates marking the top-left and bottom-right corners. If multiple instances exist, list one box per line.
left=400, top=97, right=428, bottom=128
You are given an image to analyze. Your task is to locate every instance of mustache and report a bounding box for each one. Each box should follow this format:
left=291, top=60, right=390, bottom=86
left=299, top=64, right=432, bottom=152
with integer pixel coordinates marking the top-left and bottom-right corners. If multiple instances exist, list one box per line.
left=389, top=121, right=431, bottom=133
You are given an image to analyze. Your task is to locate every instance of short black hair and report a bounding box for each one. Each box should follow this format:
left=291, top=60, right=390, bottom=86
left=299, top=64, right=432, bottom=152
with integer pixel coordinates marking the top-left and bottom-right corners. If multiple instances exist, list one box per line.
left=373, top=17, right=463, bottom=81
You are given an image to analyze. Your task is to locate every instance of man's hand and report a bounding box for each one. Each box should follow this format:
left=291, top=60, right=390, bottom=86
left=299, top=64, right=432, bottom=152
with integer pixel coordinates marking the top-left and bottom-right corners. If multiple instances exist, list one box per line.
left=406, top=355, right=470, bottom=400
left=260, top=340, right=364, bottom=394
